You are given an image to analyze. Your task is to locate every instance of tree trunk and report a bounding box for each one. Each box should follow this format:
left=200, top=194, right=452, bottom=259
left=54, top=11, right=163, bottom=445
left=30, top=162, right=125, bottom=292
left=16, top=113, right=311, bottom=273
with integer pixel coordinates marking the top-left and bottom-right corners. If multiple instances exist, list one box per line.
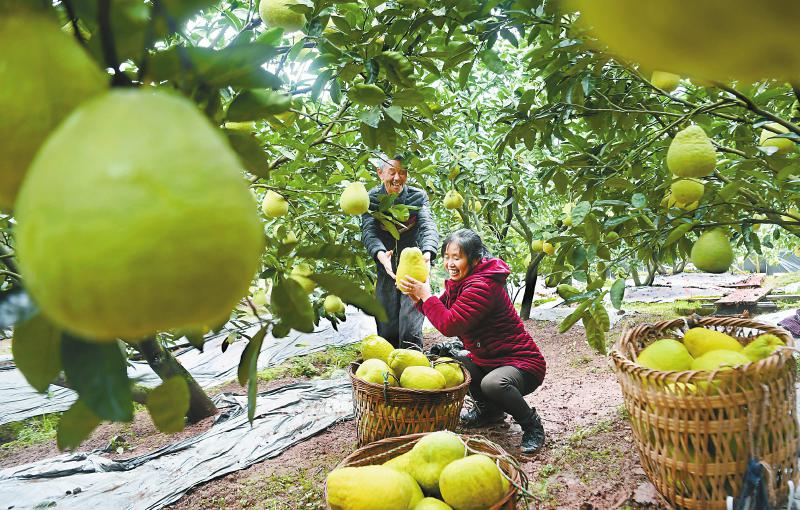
left=520, top=253, right=545, bottom=320
left=672, top=259, right=686, bottom=274
left=630, top=263, right=642, bottom=286
left=644, top=259, right=657, bottom=286
left=135, top=338, right=217, bottom=423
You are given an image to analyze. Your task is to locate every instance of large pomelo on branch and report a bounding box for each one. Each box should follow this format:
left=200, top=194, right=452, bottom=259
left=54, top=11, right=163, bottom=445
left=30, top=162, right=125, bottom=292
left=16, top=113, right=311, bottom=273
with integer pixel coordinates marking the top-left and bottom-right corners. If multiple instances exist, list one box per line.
left=670, top=178, right=704, bottom=205
left=340, top=182, right=370, bottom=215
left=667, top=125, right=716, bottom=178
left=443, top=190, right=464, bottom=210
left=262, top=190, right=289, bottom=217
left=690, top=229, right=734, bottom=274
left=0, top=10, right=107, bottom=211
left=571, top=0, right=800, bottom=82
left=14, top=90, right=264, bottom=342
left=259, top=0, right=306, bottom=34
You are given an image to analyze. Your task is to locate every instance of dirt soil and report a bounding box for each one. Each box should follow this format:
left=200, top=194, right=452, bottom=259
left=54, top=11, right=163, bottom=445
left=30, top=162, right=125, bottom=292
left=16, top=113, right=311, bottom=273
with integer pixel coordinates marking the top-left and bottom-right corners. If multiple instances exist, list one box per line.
left=166, top=317, right=670, bottom=510
left=2, top=318, right=671, bottom=509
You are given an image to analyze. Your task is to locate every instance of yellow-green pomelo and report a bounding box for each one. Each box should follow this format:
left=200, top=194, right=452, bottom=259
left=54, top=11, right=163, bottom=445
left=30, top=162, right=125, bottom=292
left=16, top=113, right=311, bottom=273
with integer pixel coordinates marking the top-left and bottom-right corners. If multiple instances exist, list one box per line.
left=384, top=451, right=413, bottom=473
left=531, top=240, right=543, bottom=252
left=324, top=294, right=346, bottom=314
left=542, top=242, right=555, bottom=256
left=395, top=247, right=429, bottom=293
left=408, top=431, right=466, bottom=494
left=340, top=182, right=370, bottom=215
left=15, top=90, right=263, bottom=341
left=683, top=328, right=742, bottom=358
left=636, top=339, right=694, bottom=371
left=259, top=0, right=306, bottom=33
left=400, top=366, right=446, bottom=390
left=670, top=179, right=704, bottom=205
left=742, top=334, right=785, bottom=362
left=690, top=230, right=734, bottom=274
left=361, top=335, right=394, bottom=362
left=289, top=263, right=316, bottom=293
left=443, top=190, right=464, bottom=210
left=262, top=190, right=289, bottom=217
left=667, top=125, right=716, bottom=178
left=759, top=122, right=796, bottom=154
left=651, top=71, right=680, bottom=92
left=439, top=454, right=506, bottom=510
left=356, top=359, right=398, bottom=386
left=434, top=358, right=465, bottom=388
left=388, top=349, right=430, bottom=377
left=415, top=498, right=453, bottom=510
left=571, top=0, right=800, bottom=82
left=326, top=465, right=422, bottom=510
left=691, top=349, right=751, bottom=371
left=0, top=10, right=107, bottom=210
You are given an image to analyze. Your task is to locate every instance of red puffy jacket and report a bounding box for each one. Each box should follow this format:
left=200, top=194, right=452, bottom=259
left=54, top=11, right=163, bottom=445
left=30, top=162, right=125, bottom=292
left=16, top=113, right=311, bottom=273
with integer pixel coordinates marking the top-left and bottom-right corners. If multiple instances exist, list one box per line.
left=419, top=258, right=546, bottom=384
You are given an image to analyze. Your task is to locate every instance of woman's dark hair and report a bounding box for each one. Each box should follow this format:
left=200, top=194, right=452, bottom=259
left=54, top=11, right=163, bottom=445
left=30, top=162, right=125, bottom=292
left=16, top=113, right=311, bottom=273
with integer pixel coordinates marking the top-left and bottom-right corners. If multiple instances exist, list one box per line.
left=441, top=228, right=491, bottom=265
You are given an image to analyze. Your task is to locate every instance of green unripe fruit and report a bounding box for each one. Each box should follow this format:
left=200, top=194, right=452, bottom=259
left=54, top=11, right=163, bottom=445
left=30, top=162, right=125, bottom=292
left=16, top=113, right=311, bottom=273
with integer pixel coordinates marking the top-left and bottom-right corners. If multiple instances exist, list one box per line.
left=667, top=125, right=716, bottom=178
left=15, top=91, right=264, bottom=341
left=690, top=229, right=734, bottom=273
left=262, top=190, right=289, bottom=217
left=259, top=0, right=306, bottom=33
left=324, top=294, right=346, bottom=314
left=0, top=10, right=107, bottom=210
left=443, top=190, right=464, bottom=210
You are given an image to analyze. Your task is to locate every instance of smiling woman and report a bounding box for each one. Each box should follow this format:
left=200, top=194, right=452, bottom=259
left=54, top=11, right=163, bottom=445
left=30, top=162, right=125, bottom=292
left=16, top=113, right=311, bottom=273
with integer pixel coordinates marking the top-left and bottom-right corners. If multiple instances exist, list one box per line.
left=399, top=228, right=548, bottom=454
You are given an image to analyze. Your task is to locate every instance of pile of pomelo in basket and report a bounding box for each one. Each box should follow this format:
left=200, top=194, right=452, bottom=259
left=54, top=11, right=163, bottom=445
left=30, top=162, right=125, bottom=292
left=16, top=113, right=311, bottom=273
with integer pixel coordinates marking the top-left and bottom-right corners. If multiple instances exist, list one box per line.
left=356, top=335, right=465, bottom=390
left=326, top=431, right=509, bottom=510
left=635, top=326, right=785, bottom=376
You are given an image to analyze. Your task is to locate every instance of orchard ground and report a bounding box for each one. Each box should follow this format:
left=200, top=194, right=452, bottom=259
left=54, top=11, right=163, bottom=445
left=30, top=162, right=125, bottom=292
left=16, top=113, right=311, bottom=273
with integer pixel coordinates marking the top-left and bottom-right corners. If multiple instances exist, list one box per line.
left=4, top=303, right=746, bottom=510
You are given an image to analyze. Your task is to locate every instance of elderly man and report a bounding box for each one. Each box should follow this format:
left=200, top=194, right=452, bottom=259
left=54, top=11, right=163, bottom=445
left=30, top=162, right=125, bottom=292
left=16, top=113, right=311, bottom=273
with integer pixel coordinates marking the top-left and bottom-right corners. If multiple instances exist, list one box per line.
left=361, top=155, right=440, bottom=349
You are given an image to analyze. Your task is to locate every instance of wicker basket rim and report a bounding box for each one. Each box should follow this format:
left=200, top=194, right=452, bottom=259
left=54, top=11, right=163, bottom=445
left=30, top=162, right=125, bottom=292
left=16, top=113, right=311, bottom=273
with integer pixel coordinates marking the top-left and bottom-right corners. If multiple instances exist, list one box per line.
left=611, top=316, right=796, bottom=378
left=348, top=360, right=473, bottom=394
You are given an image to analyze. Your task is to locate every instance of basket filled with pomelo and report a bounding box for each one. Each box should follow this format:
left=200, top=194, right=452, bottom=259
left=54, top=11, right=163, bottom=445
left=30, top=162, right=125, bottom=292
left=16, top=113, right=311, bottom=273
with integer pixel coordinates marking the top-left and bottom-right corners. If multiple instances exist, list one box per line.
left=325, top=431, right=528, bottom=510
left=610, top=315, right=798, bottom=509
left=350, top=335, right=471, bottom=446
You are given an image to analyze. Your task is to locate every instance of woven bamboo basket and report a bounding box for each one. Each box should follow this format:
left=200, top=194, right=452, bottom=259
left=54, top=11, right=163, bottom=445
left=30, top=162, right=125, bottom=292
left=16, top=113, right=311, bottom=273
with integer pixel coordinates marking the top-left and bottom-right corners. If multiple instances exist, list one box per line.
left=348, top=360, right=471, bottom=446
left=610, top=315, right=799, bottom=509
left=327, top=432, right=528, bottom=509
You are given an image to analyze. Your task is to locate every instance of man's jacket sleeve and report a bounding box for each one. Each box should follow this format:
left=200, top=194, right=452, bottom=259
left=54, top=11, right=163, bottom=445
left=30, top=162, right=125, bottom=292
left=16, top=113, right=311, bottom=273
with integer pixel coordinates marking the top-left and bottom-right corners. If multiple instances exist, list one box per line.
left=415, top=192, right=440, bottom=260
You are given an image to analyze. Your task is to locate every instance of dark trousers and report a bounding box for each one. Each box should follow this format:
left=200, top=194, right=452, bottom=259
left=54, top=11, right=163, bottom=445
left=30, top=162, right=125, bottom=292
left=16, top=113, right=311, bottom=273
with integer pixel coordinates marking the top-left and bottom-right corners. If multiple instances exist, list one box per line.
left=375, top=265, right=424, bottom=349
left=454, top=353, right=541, bottom=424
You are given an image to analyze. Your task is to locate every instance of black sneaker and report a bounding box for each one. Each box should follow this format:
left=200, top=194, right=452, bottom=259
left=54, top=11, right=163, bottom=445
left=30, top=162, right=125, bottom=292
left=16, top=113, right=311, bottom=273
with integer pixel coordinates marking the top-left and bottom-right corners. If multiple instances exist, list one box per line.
left=519, top=407, right=545, bottom=454
left=460, top=401, right=507, bottom=428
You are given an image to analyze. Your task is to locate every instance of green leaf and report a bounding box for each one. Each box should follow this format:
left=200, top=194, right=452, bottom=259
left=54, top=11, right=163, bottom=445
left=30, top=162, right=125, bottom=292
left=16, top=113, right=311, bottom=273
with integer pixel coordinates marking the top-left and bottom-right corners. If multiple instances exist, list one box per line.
left=376, top=120, right=397, bottom=155
left=227, top=90, right=292, bottom=121
left=558, top=299, right=592, bottom=334
left=571, top=201, right=591, bottom=226
left=61, top=335, right=133, bottom=422
left=240, top=325, right=268, bottom=423
left=610, top=278, right=625, bottom=309
left=665, top=222, right=693, bottom=247
left=718, top=182, right=742, bottom=201
left=12, top=314, right=62, bottom=393
left=583, top=214, right=601, bottom=244
left=384, top=106, right=403, bottom=124
left=148, top=45, right=282, bottom=89
left=392, top=88, right=425, bottom=106
left=271, top=278, right=315, bottom=333
left=146, top=376, right=190, bottom=433
left=591, top=300, right=611, bottom=332
left=224, top=131, right=270, bottom=179
left=310, top=273, right=388, bottom=322
left=583, top=316, right=607, bottom=355
left=237, top=325, right=268, bottom=386
left=57, top=399, right=101, bottom=451
left=458, top=61, right=473, bottom=89
left=296, top=243, right=361, bottom=263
